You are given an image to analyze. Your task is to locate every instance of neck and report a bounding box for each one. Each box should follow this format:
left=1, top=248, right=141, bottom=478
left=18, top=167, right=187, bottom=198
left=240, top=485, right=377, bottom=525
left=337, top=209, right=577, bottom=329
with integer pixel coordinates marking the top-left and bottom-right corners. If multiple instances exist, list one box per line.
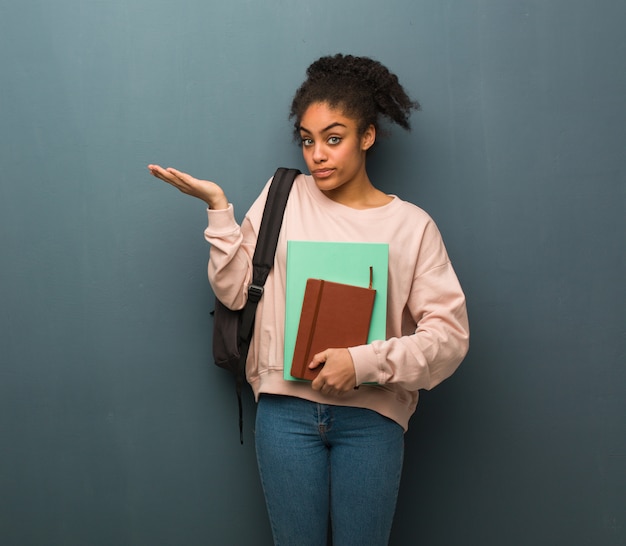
left=322, top=177, right=392, bottom=209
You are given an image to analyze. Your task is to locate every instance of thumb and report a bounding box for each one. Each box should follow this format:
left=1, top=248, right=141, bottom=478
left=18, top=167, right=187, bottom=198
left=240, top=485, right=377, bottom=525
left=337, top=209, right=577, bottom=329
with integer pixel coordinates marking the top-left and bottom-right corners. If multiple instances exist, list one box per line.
left=308, top=350, right=328, bottom=369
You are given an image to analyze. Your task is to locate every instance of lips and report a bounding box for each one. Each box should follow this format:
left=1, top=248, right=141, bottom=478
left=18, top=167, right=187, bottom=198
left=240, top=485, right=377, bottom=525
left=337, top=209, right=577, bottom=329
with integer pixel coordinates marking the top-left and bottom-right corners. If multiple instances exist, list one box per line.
left=312, top=168, right=335, bottom=179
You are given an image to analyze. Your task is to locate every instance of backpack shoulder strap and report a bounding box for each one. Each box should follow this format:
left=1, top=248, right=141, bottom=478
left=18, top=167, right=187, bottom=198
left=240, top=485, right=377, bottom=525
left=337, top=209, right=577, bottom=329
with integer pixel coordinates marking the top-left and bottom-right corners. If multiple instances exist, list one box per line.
left=252, top=167, right=300, bottom=284
left=239, top=167, right=300, bottom=339
left=235, top=168, right=299, bottom=443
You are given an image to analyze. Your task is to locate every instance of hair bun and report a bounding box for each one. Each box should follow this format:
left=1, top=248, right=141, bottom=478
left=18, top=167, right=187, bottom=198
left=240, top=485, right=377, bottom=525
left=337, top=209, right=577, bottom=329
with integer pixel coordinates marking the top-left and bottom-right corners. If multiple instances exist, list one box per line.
left=290, top=53, right=420, bottom=138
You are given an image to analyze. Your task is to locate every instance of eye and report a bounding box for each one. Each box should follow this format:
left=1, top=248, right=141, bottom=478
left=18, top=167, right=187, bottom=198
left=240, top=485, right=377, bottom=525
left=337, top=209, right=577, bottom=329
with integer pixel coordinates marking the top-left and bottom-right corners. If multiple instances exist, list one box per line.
left=300, top=137, right=313, bottom=147
left=328, top=136, right=342, bottom=145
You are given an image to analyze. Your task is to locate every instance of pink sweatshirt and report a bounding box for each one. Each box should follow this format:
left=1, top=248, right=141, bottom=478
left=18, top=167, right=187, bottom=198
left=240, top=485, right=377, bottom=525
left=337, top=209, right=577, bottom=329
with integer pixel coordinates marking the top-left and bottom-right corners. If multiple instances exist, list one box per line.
left=205, top=174, right=469, bottom=431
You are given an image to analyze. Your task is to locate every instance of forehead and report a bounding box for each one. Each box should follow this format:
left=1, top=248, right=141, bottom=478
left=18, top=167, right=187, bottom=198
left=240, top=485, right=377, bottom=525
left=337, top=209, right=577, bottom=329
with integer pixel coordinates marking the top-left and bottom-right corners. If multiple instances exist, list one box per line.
left=299, top=102, right=357, bottom=132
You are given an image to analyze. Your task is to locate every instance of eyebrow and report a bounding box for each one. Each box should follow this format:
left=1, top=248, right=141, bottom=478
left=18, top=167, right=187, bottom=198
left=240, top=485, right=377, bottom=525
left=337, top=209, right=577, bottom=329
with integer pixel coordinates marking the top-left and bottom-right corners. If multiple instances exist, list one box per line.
left=299, top=122, right=347, bottom=134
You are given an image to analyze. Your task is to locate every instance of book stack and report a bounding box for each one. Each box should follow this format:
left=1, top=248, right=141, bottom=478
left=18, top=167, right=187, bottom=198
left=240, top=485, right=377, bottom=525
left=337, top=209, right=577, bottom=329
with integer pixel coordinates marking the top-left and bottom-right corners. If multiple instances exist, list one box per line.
left=290, top=271, right=377, bottom=381
left=284, top=241, right=389, bottom=382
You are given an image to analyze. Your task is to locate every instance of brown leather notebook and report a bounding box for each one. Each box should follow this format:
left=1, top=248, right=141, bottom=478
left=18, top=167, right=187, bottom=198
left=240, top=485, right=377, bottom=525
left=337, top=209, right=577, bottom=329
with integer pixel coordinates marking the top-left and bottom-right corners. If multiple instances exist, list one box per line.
left=290, top=271, right=376, bottom=381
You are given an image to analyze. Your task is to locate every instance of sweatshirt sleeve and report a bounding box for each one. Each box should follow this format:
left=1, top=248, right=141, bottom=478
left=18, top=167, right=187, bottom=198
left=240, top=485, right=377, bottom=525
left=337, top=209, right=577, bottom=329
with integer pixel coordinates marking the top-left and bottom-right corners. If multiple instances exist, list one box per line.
left=203, top=204, right=251, bottom=310
left=203, top=180, right=272, bottom=310
left=349, top=221, right=469, bottom=391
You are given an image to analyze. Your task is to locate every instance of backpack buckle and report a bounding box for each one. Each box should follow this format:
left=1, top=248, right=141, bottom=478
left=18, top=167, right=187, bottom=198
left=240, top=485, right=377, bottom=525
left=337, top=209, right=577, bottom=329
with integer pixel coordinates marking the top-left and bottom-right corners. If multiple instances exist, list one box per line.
left=247, top=284, right=264, bottom=303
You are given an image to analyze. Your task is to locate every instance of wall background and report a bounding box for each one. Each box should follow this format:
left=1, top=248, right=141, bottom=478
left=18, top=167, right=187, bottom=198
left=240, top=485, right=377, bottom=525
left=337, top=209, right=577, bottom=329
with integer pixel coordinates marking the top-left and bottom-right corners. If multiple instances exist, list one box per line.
left=1, top=1, right=624, bottom=544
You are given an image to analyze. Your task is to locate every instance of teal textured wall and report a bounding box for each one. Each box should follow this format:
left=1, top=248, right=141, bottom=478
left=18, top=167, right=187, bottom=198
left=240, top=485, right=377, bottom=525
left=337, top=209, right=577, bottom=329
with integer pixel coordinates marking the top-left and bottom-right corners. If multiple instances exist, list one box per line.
left=1, top=1, right=624, bottom=544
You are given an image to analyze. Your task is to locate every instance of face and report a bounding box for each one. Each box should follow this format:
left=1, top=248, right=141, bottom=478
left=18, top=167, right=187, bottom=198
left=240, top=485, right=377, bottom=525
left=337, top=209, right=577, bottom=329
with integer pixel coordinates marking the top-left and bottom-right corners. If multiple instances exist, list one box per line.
left=298, top=102, right=375, bottom=198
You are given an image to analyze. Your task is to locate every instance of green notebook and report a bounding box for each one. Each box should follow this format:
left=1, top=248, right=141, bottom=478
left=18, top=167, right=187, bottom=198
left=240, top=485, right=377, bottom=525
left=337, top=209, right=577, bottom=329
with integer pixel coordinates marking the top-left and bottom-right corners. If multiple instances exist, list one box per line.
left=283, top=241, right=389, bottom=381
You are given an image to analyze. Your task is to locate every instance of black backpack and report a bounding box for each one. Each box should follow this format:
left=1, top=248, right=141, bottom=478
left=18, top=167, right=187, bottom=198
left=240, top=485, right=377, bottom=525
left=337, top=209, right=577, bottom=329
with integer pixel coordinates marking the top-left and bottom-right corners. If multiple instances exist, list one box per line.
left=211, top=168, right=300, bottom=443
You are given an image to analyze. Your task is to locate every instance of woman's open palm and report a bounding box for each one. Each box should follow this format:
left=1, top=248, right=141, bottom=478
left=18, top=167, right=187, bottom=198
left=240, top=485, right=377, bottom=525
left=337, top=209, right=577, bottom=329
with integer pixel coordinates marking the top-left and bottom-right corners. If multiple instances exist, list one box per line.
left=148, top=165, right=228, bottom=210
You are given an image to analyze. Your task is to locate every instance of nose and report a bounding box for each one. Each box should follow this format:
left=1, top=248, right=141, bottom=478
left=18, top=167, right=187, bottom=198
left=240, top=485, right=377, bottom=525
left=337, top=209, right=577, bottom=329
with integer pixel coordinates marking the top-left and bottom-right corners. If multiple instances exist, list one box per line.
left=312, top=143, right=327, bottom=163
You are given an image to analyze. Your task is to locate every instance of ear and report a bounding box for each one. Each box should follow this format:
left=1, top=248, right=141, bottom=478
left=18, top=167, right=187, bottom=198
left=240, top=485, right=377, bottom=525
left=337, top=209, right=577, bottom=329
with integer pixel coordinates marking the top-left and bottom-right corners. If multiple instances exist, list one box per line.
left=361, top=124, right=376, bottom=151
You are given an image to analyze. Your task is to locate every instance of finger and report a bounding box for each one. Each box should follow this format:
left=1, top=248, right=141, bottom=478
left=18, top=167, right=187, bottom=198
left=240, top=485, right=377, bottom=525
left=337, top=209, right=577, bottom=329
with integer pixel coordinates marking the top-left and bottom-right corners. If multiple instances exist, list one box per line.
left=148, top=164, right=173, bottom=176
left=165, top=167, right=197, bottom=186
left=309, top=350, right=328, bottom=369
left=314, top=382, right=333, bottom=396
left=147, top=164, right=164, bottom=177
left=165, top=167, right=187, bottom=178
left=311, top=374, right=324, bottom=391
left=148, top=165, right=176, bottom=183
left=311, top=367, right=333, bottom=393
left=150, top=167, right=191, bottom=192
left=308, top=359, right=322, bottom=370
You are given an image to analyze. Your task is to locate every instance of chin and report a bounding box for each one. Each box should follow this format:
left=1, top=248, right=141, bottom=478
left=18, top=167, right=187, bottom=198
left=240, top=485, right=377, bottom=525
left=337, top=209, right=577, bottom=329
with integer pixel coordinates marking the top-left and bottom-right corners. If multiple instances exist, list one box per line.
left=313, top=179, right=340, bottom=192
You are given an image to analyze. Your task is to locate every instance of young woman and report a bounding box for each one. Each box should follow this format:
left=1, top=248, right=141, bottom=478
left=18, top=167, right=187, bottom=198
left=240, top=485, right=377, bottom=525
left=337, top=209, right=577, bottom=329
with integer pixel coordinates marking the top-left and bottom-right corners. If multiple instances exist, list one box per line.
left=149, top=53, right=469, bottom=546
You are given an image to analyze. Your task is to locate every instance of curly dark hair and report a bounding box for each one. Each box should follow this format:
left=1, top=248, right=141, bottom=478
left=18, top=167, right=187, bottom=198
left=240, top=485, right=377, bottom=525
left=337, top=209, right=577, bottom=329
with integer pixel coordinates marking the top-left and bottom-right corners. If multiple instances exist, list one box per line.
left=289, top=54, right=420, bottom=140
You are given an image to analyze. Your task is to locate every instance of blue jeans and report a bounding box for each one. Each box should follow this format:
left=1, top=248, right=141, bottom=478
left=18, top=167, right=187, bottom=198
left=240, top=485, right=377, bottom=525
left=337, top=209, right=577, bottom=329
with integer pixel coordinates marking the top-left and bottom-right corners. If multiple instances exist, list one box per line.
left=255, top=395, right=404, bottom=546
